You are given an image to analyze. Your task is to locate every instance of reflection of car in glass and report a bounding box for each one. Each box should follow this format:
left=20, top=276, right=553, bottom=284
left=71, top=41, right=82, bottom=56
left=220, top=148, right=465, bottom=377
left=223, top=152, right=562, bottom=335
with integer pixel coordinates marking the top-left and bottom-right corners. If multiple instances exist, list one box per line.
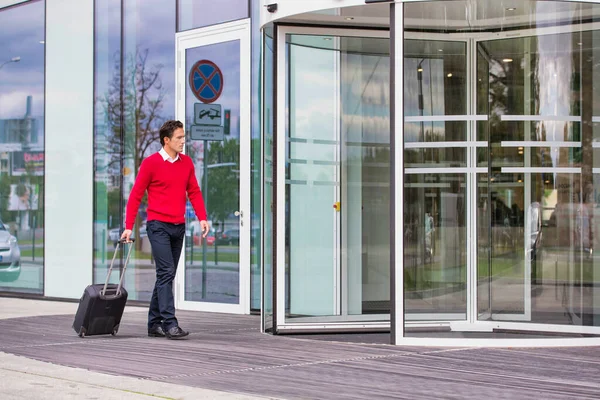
left=217, top=229, right=240, bottom=245
left=0, top=222, right=21, bottom=282
left=205, top=231, right=216, bottom=246
left=188, top=229, right=216, bottom=246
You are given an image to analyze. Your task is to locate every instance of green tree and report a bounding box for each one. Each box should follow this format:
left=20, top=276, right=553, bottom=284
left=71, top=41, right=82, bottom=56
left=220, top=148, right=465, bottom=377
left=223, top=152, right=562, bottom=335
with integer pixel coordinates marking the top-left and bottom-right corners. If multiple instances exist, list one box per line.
left=205, top=138, right=239, bottom=231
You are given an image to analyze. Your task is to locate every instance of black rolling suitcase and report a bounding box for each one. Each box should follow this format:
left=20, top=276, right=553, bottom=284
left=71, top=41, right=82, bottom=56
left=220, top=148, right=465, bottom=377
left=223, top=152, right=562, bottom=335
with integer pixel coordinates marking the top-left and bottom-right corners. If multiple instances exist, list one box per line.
left=73, top=239, right=134, bottom=338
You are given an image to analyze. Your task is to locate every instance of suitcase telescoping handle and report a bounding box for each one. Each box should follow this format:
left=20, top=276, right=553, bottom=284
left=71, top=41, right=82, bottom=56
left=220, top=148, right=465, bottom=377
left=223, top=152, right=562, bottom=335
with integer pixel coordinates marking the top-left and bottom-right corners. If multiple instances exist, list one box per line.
left=103, top=238, right=135, bottom=297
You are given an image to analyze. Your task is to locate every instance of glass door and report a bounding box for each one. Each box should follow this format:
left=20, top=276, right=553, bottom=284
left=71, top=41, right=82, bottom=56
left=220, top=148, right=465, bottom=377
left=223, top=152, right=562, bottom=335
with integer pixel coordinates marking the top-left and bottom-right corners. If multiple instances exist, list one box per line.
left=476, top=28, right=595, bottom=328
left=275, top=27, right=390, bottom=331
left=175, top=20, right=251, bottom=314
left=403, top=36, right=477, bottom=323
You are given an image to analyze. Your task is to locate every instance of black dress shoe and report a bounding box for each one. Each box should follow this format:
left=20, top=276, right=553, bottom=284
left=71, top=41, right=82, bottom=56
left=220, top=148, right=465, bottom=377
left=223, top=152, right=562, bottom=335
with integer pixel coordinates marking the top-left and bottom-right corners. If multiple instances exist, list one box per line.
left=165, top=326, right=189, bottom=340
left=148, top=325, right=166, bottom=337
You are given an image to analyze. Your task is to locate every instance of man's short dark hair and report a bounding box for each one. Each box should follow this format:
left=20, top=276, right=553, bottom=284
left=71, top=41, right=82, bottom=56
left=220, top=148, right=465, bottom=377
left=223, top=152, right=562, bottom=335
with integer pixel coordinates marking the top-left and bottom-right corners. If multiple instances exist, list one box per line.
left=159, top=120, right=184, bottom=146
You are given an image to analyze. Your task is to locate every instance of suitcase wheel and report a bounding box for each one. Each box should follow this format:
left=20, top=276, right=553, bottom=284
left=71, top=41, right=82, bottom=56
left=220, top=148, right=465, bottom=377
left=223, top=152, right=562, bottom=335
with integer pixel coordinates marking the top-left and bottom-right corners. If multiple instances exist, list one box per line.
left=78, top=327, right=86, bottom=338
left=111, top=324, right=119, bottom=336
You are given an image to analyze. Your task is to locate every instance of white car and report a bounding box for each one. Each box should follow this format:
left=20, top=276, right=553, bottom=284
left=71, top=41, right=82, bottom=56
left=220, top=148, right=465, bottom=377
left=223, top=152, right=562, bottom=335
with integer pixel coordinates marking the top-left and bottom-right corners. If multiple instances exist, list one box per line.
left=0, top=223, right=21, bottom=282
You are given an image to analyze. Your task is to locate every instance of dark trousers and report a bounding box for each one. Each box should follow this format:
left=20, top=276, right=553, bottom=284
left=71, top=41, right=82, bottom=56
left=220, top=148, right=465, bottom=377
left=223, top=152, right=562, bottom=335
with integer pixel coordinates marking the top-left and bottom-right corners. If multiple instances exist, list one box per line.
left=146, top=220, right=185, bottom=330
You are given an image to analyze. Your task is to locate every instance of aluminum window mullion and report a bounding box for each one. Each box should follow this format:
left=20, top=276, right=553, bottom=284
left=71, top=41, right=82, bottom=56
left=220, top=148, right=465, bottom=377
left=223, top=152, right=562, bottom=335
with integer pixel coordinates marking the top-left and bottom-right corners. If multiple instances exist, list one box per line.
left=391, top=2, right=404, bottom=345
left=467, top=38, right=477, bottom=325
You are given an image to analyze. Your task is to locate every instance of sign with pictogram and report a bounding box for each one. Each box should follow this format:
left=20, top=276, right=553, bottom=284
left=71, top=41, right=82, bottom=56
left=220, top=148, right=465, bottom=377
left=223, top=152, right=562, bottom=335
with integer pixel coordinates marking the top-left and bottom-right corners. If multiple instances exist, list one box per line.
left=194, top=103, right=222, bottom=126
left=189, top=60, right=223, bottom=104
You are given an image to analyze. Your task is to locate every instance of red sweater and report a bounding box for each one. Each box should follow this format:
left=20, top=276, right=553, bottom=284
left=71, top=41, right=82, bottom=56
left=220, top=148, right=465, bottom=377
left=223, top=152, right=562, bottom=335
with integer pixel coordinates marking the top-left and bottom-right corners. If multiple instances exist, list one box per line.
left=125, top=152, right=207, bottom=229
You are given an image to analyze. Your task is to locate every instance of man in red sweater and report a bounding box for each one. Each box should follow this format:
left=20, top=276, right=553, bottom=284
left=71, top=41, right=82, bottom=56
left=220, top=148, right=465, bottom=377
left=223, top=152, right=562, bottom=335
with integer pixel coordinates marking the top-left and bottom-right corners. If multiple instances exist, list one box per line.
left=121, top=120, right=209, bottom=339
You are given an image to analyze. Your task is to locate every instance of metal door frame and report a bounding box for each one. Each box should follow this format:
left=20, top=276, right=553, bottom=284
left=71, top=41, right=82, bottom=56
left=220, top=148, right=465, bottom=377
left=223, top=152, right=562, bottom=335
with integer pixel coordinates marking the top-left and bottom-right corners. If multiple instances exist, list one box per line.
left=275, top=25, right=390, bottom=332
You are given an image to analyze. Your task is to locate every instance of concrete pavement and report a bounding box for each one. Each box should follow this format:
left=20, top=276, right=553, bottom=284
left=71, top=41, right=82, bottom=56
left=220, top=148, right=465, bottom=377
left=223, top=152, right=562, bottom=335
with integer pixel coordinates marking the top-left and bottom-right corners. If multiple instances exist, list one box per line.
left=0, top=297, right=271, bottom=400
left=0, top=353, right=269, bottom=400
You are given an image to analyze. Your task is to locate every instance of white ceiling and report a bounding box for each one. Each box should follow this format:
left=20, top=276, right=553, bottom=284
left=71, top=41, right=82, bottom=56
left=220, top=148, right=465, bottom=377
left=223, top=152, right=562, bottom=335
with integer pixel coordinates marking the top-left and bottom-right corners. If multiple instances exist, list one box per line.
left=281, top=0, right=600, bottom=32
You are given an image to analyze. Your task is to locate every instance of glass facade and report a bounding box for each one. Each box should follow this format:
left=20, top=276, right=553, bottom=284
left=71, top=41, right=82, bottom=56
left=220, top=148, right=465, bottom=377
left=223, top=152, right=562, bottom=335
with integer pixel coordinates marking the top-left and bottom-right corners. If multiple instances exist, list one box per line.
left=0, top=0, right=45, bottom=295
left=6, top=0, right=600, bottom=344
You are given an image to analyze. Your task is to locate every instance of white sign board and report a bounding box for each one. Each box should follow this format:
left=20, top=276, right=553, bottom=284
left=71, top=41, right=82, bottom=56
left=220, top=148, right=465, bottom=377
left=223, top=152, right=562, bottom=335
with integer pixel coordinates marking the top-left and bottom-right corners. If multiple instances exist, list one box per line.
left=190, top=125, right=224, bottom=141
left=0, top=143, right=22, bottom=152
left=194, top=103, right=222, bottom=126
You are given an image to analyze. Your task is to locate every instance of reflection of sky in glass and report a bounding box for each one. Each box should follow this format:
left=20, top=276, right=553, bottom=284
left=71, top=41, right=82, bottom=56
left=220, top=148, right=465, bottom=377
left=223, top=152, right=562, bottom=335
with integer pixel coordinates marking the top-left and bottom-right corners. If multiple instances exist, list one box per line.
left=177, top=0, right=248, bottom=32
left=289, top=44, right=335, bottom=141
left=288, top=37, right=390, bottom=146
left=124, top=0, right=176, bottom=123
left=95, top=0, right=120, bottom=123
left=0, top=0, right=44, bottom=120
left=94, top=0, right=175, bottom=169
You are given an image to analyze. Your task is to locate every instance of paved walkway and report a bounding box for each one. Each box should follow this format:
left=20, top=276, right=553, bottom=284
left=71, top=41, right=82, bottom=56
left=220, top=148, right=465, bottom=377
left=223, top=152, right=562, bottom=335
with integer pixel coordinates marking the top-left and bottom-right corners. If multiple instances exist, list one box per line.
left=0, top=298, right=265, bottom=399
left=2, top=297, right=600, bottom=399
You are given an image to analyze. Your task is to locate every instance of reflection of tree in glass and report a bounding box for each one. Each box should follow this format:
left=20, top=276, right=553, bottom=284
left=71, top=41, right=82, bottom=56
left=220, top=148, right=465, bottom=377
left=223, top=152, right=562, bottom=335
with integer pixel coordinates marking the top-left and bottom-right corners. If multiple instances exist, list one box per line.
left=101, top=47, right=166, bottom=248
left=206, top=138, right=239, bottom=233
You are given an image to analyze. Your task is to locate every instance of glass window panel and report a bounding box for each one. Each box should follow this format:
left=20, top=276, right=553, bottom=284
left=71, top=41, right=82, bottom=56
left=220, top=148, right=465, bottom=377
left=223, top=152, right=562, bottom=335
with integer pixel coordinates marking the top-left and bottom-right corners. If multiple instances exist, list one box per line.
left=94, top=0, right=122, bottom=287
left=404, top=173, right=467, bottom=320
left=0, top=0, right=45, bottom=294
left=404, top=121, right=467, bottom=143
left=177, top=0, right=248, bottom=32
left=262, top=28, right=274, bottom=330
left=184, top=40, right=241, bottom=304
left=93, top=0, right=176, bottom=300
left=404, top=40, right=467, bottom=117
left=405, top=148, right=467, bottom=169
left=477, top=174, right=491, bottom=318
left=341, top=41, right=390, bottom=316
left=123, top=0, right=175, bottom=301
left=478, top=23, right=600, bottom=327
left=250, top=0, right=261, bottom=312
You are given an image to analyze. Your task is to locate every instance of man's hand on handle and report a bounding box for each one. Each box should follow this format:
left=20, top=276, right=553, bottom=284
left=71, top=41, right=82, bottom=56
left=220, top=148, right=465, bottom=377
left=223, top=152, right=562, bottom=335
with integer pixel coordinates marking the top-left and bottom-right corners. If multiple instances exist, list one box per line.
left=121, top=229, right=133, bottom=243
left=200, top=220, right=210, bottom=238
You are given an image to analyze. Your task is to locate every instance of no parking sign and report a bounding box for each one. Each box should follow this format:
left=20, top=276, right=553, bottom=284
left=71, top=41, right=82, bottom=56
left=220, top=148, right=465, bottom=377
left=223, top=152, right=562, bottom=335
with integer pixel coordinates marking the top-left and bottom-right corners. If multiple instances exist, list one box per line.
left=189, top=60, right=223, bottom=104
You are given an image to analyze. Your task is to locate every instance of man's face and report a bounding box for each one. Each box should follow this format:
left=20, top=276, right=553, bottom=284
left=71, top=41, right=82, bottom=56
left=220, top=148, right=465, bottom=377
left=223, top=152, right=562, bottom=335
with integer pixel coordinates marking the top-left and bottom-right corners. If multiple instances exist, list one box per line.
left=166, top=127, right=185, bottom=154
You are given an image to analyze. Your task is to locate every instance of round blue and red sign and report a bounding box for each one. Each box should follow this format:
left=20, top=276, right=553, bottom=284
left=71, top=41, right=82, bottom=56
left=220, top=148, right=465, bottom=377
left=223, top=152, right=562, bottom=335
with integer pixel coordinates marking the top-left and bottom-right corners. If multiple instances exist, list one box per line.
left=189, top=60, right=223, bottom=104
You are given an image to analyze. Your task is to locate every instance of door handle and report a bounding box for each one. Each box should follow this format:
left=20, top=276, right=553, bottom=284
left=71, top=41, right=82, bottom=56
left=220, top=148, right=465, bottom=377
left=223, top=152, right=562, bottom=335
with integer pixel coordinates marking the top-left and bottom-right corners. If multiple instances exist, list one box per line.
left=235, top=211, right=243, bottom=227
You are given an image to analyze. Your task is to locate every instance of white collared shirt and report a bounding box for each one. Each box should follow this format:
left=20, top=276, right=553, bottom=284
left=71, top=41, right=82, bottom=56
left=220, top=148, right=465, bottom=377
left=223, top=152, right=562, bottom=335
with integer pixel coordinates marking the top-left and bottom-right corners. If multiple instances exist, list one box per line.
left=159, top=148, right=180, bottom=163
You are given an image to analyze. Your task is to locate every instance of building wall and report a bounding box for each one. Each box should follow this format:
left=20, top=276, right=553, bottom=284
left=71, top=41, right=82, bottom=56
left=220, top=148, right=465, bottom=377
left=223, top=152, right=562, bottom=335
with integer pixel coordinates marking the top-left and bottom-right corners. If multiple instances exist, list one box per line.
left=45, top=0, right=94, bottom=298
